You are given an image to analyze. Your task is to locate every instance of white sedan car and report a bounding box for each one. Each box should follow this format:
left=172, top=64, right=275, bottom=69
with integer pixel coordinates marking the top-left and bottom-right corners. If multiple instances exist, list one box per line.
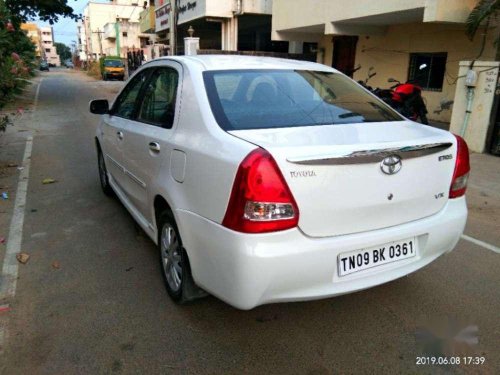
left=90, top=55, right=469, bottom=310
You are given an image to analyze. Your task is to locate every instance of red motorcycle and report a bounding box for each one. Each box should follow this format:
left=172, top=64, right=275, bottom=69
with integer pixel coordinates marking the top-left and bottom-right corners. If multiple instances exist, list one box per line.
left=360, top=65, right=429, bottom=124
left=386, top=78, right=429, bottom=124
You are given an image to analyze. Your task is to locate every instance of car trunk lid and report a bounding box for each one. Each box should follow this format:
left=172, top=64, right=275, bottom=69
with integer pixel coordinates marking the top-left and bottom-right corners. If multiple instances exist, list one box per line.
left=229, top=121, right=457, bottom=237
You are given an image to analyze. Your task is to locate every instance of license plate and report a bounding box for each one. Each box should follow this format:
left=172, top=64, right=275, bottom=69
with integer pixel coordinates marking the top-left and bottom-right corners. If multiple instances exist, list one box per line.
left=338, top=237, right=417, bottom=277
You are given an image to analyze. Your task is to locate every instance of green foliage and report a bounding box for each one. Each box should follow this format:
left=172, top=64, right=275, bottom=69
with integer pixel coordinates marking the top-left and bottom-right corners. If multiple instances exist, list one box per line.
left=0, top=0, right=36, bottom=132
left=55, top=42, right=71, bottom=62
left=5, top=0, right=78, bottom=25
left=87, top=61, right=101, bottom=79
left=466, top=0, right=500, bottom=40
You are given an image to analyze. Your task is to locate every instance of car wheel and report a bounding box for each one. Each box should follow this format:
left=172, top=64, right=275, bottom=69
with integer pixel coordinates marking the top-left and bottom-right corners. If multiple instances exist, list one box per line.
left=158, top=210, right=207, bottom=304
left=419, top=111, right=429, bottom=125
left=98, top=149, right=113, bottom=196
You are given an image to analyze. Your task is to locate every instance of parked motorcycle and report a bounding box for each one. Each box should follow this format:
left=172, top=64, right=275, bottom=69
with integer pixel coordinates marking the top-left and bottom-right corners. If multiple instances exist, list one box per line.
left=357, top=65, right=429, bottom=124
left=386, top=77, right=429, bottom=124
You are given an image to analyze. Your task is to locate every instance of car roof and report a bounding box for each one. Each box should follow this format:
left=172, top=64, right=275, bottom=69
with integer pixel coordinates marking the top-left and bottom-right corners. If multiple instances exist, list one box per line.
left=148, top=55, right=336, bottom=73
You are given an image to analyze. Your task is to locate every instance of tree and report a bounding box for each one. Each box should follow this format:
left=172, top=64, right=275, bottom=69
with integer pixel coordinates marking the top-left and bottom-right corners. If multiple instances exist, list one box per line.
left=5, top=0, right=79, bottom=25
left=466, top=0, right=499, bottom=40
left=0, top=0, right=36, bottom=132
left=55, top=42, right=72, bottom=62
left=465, top=0, right=500, bottom=60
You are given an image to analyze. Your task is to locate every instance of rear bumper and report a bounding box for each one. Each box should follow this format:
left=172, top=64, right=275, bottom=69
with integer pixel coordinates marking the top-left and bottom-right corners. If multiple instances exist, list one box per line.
left=176, top=198, right=467, bottom=310
left=104, top=71, right=124, bottom=77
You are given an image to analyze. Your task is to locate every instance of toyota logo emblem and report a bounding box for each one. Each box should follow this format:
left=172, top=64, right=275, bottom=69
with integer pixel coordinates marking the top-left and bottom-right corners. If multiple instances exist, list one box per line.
left=380, top=155, right=402, bottom=175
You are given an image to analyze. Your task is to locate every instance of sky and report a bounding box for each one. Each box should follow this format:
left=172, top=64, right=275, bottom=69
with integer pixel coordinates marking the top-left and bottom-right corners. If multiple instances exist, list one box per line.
left=36, top=0, right=109, bottom=47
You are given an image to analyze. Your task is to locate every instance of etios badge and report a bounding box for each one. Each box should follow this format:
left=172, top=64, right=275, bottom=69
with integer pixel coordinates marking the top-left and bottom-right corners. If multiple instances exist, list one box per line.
left=380, top=155, right=402, bottom=175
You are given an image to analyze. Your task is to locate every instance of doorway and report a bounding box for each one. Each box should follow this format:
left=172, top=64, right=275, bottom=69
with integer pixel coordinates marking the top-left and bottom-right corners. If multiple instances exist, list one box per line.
left=332, top=35, right=358, bottom=77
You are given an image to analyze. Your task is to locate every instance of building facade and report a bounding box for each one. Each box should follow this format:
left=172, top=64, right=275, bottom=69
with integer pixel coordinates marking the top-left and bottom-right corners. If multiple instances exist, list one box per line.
left=271, top=0, right=498, bottom=125
left=40, top=26, right=61, bottom=66
left=77, top=20, right=88, bottom=63
left=153, top=0, right=288, bottom=55
left=21, top=23, right=43, bottom=59
left=80, top=0, right=155, bottom=61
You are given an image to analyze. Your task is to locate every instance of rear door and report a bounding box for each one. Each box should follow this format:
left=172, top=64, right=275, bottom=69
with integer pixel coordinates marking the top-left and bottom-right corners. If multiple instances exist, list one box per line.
left=119, top=63, right=182, bottom=223
left=101, top=69, right=151, bottom=192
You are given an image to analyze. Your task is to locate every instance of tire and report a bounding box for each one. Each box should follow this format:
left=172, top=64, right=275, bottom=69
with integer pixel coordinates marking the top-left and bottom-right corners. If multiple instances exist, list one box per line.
left=97, top=149, right=114, bottom=196
left=419, top=111, right=429, bottom=125
left=158, top=210, right=207, bottom=304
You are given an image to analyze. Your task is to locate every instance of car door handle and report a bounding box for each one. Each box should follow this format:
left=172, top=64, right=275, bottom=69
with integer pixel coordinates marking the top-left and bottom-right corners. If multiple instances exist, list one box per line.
left=117, top=131, right=124, bottom=140
left=149, top=142, right=160, bottom=153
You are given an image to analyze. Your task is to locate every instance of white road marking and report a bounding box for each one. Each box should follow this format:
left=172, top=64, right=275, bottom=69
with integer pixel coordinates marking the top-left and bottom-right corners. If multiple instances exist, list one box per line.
left=461, top=234, right=500, bottom=254
left=0, top=136, right=33, bottom=354
left=0, top=80, right=40, bottom=354
left=0, top=136, right=33, bottom=299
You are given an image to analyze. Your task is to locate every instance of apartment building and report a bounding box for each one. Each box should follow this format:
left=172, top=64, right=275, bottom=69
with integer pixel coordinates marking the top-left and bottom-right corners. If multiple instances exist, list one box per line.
left=272, top=0, right=498, bottom=125
left=81, top=0, right=154, bottom=61
left=153, top=0, right=288, bottom=55
left=40, top=27, right=61, bottom=66
left=21, top=23, right=43, bottom=59
left=77, top=20, right=88, bottom=63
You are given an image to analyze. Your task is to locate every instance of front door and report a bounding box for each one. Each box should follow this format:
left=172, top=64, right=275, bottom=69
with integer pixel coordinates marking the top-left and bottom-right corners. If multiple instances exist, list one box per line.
left=120, top=63, right=182, bottom=224
left=332, top=35, right=358, bottom=77
left=102, top=69, right=150, bottom=192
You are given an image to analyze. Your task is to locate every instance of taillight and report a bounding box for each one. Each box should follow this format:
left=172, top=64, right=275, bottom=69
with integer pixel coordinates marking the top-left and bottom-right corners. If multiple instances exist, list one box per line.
left=449, top=135, right=470, bottom=198
left=222, top=148, right=299, bottom=233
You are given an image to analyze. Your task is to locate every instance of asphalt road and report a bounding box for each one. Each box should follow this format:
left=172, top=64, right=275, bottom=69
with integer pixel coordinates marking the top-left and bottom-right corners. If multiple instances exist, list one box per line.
left=0, top=69, right=499, bottom=374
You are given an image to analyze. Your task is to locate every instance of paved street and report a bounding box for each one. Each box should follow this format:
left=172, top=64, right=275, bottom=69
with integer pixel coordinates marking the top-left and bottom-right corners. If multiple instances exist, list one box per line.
left=0, top=69, right=499, bottom=374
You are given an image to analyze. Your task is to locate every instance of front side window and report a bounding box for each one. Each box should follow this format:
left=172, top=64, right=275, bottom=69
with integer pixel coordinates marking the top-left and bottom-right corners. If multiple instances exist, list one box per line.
left=137, top=68, right=179, bottom=128
left=112, top=70, right=150, bottom=119
left=204, top=70, right=402, bottom=131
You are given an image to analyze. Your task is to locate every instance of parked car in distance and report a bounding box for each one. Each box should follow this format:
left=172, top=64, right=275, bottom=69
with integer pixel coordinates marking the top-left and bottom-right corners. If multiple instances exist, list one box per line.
left=65, top=60, right=74, bottom=68
left=90, top=55, right=469, bottom=310
left=40, top=61, right=49, bottom=71
left=101, top=57, right=125, bottom=81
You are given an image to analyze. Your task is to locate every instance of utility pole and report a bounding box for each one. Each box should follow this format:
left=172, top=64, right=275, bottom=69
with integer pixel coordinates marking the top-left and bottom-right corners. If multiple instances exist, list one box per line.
left=115, top=20, right=120, bottom=57
left=93, top=28, right=104, bottom=58
left=169, top=0, right=176, bottom=55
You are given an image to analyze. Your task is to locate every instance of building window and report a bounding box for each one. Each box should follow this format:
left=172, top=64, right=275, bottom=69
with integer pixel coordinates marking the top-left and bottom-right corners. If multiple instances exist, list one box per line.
left=122, top=32, right=128, bottom=37
left=408, top=52, right=447, bottom=91
left=45, top=48, right=50, bottom=52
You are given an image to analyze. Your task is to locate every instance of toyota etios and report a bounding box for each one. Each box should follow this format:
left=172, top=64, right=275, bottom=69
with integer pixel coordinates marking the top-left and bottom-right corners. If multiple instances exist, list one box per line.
left=90, top=56, right=469, bottom=310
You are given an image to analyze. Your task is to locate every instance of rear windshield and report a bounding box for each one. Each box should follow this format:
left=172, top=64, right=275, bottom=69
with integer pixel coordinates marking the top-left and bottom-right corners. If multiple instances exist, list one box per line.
left=104, top=60, right=124, bottom=67
left=203, top=70, right=402, bottom=131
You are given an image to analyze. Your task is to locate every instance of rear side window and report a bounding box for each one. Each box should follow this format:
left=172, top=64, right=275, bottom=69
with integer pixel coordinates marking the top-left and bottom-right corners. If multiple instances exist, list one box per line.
left=204, top=70, right=402, bottom=131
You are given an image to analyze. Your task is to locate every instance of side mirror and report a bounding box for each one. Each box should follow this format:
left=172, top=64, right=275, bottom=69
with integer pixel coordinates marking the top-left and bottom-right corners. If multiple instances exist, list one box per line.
left=89, top=99, right=109, bottom=114
left=387, top=78, right=397, bottom=83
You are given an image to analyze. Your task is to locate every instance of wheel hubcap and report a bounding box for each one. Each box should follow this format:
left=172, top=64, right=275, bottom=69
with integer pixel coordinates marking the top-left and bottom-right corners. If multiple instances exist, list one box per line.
left=161, top=223, right=182, bottom=292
